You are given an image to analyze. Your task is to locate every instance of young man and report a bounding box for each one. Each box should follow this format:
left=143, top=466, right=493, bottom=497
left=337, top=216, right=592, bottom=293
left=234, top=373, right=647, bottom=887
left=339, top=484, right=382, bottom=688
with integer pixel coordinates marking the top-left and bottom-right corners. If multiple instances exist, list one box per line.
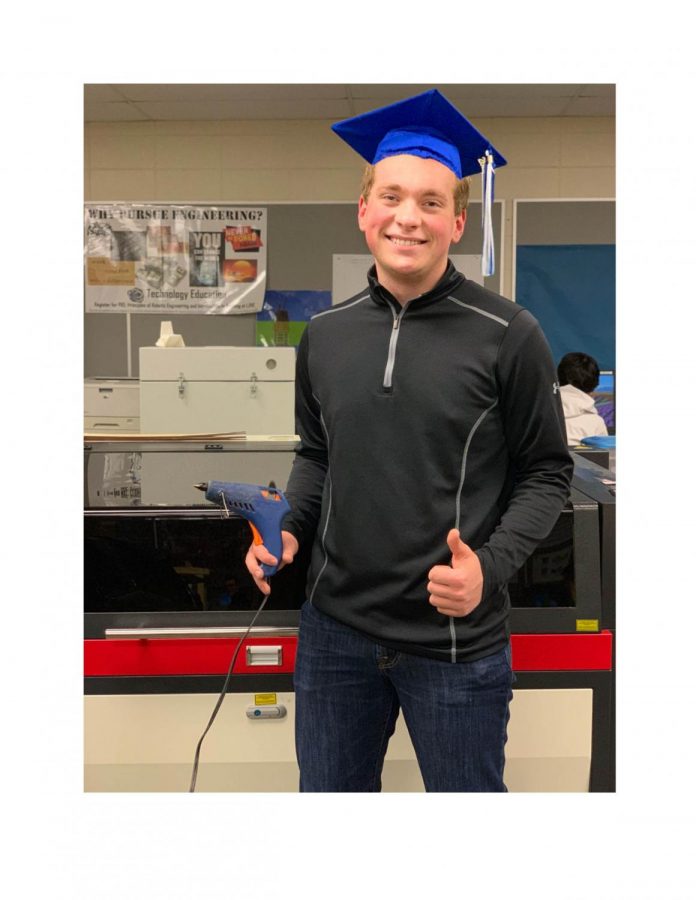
left=246, top=90, right=573, bottom=792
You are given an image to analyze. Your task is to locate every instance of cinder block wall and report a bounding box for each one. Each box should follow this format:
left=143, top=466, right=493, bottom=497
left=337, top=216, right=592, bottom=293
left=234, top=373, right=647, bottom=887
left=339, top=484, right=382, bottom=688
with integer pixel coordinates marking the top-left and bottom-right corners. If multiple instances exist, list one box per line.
left=84, top=116, right=615, bottom=300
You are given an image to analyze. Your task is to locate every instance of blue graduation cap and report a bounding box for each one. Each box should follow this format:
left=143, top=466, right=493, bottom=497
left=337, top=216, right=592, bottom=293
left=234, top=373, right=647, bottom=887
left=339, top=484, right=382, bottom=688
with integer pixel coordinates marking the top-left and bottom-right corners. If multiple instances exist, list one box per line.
left=332, top=89, right=507, bottom=277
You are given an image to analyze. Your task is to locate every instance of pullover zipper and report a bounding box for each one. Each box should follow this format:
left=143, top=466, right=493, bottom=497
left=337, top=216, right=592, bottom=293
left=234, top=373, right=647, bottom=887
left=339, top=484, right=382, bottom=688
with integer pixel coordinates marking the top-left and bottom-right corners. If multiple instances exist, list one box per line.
left=383, top=301, right=410, bottom=390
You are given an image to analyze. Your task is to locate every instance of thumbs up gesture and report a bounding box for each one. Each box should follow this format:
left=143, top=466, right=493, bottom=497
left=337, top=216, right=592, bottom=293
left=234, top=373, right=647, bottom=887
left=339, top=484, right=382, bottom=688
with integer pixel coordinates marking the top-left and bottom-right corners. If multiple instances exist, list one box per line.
left=427, top=529, right=484, bottom=617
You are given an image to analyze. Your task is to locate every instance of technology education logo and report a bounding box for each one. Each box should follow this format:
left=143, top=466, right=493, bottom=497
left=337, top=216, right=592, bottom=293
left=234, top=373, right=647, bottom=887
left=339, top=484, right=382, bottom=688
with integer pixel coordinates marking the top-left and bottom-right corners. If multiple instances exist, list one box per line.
left=127, top=288, right=144, bottom=303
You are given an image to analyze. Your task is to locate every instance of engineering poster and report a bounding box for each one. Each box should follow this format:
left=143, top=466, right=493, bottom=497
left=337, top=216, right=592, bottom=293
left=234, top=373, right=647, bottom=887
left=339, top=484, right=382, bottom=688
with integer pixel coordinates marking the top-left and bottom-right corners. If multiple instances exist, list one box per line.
left=84, top=204, right=267, bottom=314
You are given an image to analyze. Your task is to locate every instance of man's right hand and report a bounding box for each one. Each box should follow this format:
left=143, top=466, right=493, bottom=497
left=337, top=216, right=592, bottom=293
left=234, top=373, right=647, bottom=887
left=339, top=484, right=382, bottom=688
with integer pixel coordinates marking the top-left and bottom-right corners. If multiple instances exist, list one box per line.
left=245, top=530, right=299, bottom=595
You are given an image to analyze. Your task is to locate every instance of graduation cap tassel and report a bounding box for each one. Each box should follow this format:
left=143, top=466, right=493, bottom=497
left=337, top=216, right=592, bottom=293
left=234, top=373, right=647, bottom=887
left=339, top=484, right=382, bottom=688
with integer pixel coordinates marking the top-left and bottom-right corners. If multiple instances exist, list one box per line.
left=480, top=151, right=495, bottom=277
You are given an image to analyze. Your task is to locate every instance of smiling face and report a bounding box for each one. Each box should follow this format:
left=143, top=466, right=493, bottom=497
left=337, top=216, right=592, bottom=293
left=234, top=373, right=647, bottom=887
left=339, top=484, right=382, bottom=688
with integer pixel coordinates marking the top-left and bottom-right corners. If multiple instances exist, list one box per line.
left=358, top=154, right=466, bottom=303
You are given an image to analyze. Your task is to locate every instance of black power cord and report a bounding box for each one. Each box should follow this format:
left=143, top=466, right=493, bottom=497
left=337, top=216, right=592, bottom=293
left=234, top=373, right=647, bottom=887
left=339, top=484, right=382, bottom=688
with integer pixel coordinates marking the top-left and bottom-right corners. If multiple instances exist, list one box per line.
left=188, top=587, right=270, bottom=793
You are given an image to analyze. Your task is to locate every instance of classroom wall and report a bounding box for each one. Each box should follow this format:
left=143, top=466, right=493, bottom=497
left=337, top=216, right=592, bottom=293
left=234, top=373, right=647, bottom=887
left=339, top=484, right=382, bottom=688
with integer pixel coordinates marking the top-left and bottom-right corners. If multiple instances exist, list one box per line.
left=84, top=114, right=615, bottom=304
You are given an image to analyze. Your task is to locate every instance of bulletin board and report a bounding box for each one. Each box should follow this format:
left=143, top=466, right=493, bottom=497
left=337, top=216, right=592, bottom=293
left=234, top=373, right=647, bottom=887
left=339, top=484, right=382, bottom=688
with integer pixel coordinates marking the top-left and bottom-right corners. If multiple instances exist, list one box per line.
left=513, top=200, right=615, bottom=370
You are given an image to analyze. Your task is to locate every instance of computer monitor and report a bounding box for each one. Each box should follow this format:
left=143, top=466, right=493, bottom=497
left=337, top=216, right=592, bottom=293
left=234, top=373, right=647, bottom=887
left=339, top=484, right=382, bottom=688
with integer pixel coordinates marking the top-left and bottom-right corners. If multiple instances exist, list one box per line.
left=592, top=370, right=615, bottom=435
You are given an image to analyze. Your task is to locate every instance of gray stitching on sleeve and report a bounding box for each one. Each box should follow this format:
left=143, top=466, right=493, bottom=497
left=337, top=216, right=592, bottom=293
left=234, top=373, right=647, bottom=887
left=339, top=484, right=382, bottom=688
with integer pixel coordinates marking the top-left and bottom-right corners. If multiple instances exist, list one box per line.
left=307, top=400, right=332, bottom=605
left=450, top=399, right=499, bottom=662
left=311, top=294, right=369, bottom=320
left=447, top=295, right=509, bottom=327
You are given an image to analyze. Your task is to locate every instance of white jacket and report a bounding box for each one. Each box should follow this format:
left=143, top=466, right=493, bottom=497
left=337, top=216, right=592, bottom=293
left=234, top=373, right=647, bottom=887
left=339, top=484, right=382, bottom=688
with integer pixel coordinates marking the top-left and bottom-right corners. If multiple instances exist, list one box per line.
left=559, top=384, right=608, bottom=445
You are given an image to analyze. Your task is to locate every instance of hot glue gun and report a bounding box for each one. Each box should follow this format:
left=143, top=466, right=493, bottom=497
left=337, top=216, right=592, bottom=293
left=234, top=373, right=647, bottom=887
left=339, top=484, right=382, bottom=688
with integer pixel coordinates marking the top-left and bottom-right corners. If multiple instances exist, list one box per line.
left=194, top=480, right=290, bottom=577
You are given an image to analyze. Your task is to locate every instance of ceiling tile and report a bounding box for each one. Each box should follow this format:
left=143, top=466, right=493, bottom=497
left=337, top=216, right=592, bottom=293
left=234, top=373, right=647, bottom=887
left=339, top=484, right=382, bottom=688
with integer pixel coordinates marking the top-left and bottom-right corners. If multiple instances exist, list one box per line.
left=350, top=94, right=571, bottom=117
left=442, top=84, right=580, bottom=100
left=130, top=98, right=354, bottom=120
left=84, top=102, right=150, bottom=122
left=348, top=84, right=437, bottom=99
left=83, top=84, right=616, bottom=121
left=564, top=95, right=616, bottom=116
left=348, top=83, right=596, bottom=101
left=578, top=83, right=616, bottom=97
left=114, top=83, right=351, bottom=102
left=84, top=85, right=129, bottom=102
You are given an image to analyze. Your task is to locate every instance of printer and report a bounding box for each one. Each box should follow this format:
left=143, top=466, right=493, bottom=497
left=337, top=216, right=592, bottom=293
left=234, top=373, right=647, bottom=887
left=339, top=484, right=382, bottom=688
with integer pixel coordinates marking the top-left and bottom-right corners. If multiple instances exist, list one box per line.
left=84, top=377, right=140, bottom=432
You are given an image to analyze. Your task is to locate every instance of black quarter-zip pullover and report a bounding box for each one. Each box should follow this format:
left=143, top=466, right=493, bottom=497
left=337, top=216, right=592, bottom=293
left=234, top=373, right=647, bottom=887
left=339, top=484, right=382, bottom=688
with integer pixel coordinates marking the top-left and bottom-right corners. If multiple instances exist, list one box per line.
left=283, top=262, right=573, bottom=662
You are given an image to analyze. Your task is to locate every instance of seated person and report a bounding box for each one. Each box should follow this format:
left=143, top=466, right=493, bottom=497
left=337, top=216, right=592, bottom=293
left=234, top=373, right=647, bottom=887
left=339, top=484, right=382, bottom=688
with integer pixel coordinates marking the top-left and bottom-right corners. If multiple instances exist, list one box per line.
left=557, top=352, right=609, bottom=445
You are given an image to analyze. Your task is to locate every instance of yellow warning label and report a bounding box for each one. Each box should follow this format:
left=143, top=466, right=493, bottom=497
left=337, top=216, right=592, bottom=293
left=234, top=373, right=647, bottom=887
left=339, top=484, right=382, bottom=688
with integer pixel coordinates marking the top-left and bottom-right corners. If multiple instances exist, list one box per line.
left=254, top=693, right=277, bottom=706
left=576, top=619, right=599, bottom=632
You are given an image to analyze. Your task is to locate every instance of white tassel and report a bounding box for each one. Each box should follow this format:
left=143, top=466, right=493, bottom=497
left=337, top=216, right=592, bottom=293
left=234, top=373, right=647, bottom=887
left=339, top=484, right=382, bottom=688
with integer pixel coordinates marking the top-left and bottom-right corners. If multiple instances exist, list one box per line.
left=480, top=151, right=495, bottom=277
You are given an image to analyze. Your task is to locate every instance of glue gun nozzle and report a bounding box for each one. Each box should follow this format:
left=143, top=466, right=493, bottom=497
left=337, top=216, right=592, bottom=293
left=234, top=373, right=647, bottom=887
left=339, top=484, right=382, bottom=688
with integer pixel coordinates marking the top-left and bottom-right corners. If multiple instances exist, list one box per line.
left=194, top=482, right=208, bottom=492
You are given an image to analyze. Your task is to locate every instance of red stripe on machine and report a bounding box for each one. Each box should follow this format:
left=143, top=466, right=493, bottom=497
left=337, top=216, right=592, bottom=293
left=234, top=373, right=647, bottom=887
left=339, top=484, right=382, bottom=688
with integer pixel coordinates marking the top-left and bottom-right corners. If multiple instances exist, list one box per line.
left=510, top=631, right=613, bottom=671
left=84, top=637, right=298, bottom=677
left=85, top=631, right=612, bottom=677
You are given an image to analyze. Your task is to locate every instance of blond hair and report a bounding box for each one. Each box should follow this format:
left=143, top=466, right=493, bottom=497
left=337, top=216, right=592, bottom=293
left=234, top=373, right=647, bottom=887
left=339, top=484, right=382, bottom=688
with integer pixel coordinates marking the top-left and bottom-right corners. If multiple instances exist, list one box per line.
left=360, top=163, right=470, bottom=216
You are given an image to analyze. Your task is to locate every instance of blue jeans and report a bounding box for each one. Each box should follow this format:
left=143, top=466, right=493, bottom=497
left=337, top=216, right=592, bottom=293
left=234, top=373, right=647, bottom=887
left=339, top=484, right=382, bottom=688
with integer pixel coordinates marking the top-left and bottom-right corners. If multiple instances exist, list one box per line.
left=294, top=600, right=514, bottom=792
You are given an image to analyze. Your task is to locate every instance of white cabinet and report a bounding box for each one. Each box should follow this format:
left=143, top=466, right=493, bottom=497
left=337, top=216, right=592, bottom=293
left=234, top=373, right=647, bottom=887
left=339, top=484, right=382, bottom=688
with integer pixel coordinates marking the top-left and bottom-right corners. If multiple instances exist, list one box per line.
left=139, top=347, right=295, bottom=435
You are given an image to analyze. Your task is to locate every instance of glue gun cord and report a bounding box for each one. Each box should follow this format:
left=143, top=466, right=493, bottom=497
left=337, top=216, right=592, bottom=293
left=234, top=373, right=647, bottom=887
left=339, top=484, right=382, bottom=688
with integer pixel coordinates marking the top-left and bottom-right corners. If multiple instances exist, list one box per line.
left=188, top=585, right=270, bottom=793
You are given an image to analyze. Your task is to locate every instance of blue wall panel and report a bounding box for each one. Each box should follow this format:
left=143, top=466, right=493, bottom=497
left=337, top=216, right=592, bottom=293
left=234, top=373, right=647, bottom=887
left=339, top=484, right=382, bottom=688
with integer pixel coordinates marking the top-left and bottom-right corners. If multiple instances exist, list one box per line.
left=516, top=244, right=615, bottom=369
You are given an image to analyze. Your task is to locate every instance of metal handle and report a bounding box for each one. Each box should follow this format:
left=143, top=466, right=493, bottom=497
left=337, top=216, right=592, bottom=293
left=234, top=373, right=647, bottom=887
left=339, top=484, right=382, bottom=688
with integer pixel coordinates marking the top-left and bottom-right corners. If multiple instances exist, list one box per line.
left=246, top=645, right=283, bottom=666
left=104, top=626, right=298, bottom=640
